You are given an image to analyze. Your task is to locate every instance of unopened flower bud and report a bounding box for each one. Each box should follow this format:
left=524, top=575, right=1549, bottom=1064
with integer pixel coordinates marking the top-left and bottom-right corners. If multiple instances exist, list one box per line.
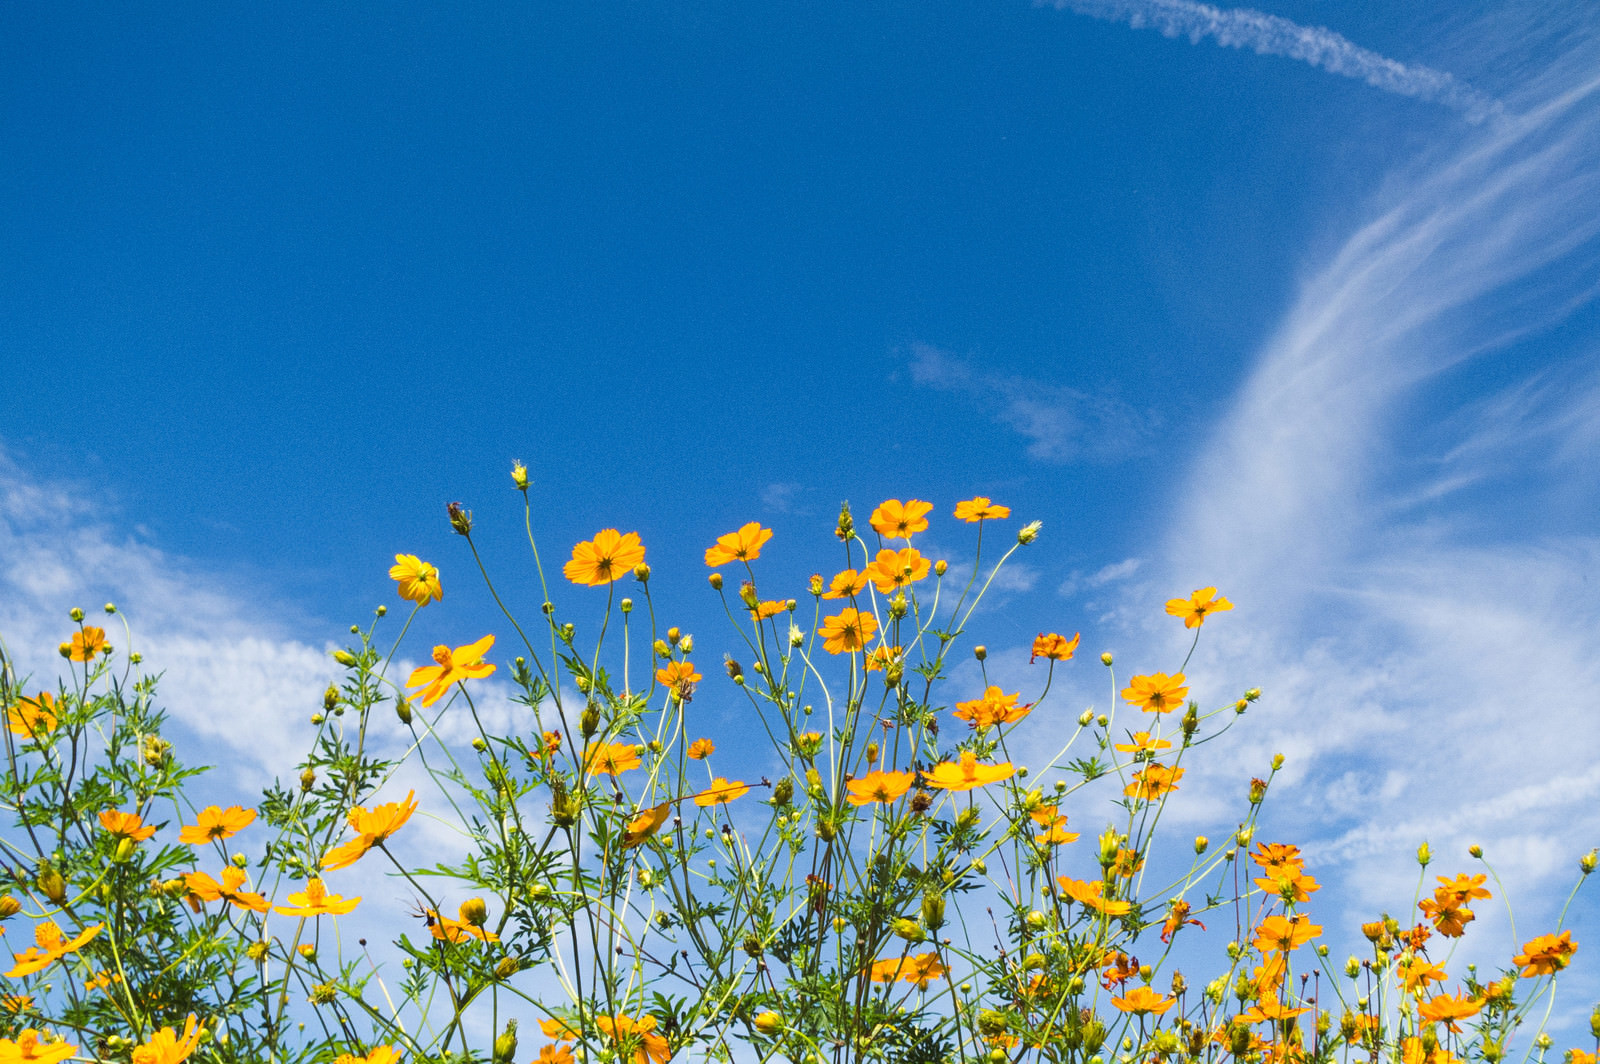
left=973, top=645, right=987, bottom=661
left=1469, top=844, right=1484, bottom=859
left=232, top=852, right=248, bottom=867
left=1271, top=753, right=1284, bottom=770
left=921, top=893, right=946, bottom=930
left=709, top=572, right=723, bottom=590
left=299, top=943, right=316, bottom=960
left=580, top=705, right=600, bottom=737
left=1579, top=848, right=1596, bottom=875
left=1194, top=836, right=1209, bottom=854
left=1078, top=709, right=1094, bottom=727
left=332, top=649, right=358, bottom=668
left=772, top=777, right=793, bottom=805
left=494, top=955, right=523, bottom=980
left=753, top=1011, right=783, bottom=1036
left=1236, top=826, right=1253, bottom=846
left=395, top=698, right=413, bottom=725
left=70, top=607, right=85, bottom=622
left=739, top=581, right=760, bottom=608
left=37, top=866, right=66, bottom=904
left=300, top=768, right=316, bottom=792
left=324, top=685, right=339, bottom=712
left=510, top=461, right=529, bottom=491
left=1100, top=652, right=1113, bottom=666
left=310, top=713, right=324, bottom=725
left=447, top=501, right=473, bottom=536
left=0, top=896, right=18, bottom=919
left=679, top=635, right=692, bottom=653
left=789, top=625, right=805, bottom=648
left=1245, top=688, right=1261, bottom=701
left=888, top=593, right=908, bottom=619
left=1095, top=714, right=1108, bottom=727
left=892, top=918, right=925, bottom=942
left=633, top=563, right=650, bottom=583
left=865, top=742, right=879, bottom=766
left=58, top=643, right=72, bottom=658
left=493, top=1018, right=518, bottom=1064
left=472, top=737, right=487, bottom=752
left=459, top=897, right=488, bottom=927
left=724, top=657, right=743, bottom=681
left=620, top=597, right=632, bottom=614
left=1416, top=842, right=1431, bottom=867
left=1025, top=910, right=1046, bottom=930
left=835, top=502, right=855, bottom=541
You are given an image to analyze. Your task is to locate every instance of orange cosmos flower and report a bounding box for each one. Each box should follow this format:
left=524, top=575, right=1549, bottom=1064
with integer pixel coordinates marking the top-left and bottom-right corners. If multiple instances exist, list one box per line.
left=866, top=547, right=930, bottom=593
left=1035, top=814, right=1079, bottom=847
left=819, top=608, right=878, bottom=654
left=693, top=778, right=749, bottom=807
left=1417, top=991, right=1482, bottom=1032
left=655, top=660, right=701, bottom=698
left=869, top=499, right=933, bottom=538
left=0, top=1030, right=76, bottom=1064
left=322, top=790, right=418, bottom=870
left=623, top=803, right=672, bottom=849
left=1251, top=842, right=1305, bottom=876
left=924, top=751, right=1015, bottom=791
left=704, top=522, right=773, bottom=566
left=98, top=809, right=156, bottom=842
left=822, top=569, right=872, bottom=599
left=274, top=877, right=361, bottom=917
left=1113, top=731, right=1172, bottom=754
left=5, top=693, right=57, bottom=738
left=581, top=1015, right=669, bottom=1064
left=177, top=804, right=257, bottom=845
left=388, top=555, right=442, bottom=606
left=1101, top=952, right=1139, bottom=988
left=406, top=634, right=496, bottom=707
left=1125, top=763, right=1184, bottom=801
left=1434, top=873, right=1491, bottom=905
left=1513, top=931, right=1577, bottom=977
left=1055, top=877, right=1131, bottom=916
left=753, top=599, right=787, bottom=620
left=563, top=529, right=646, bottom=587
left=1030, top=632, right=1080, bottom=663
left=1112, top=986, right=1175, bottom=1015
left=864, top=645, right=903, bottom=672
left=686, top=738, right=714, bottom=760
left=1257, top=870, right=1321, bottom=904
left=899, top=952, right=947, bottom=989
left=1160, top=899, right=1205, bottom=943
left=5, top=922, right=104, bottom=978
left=1122, top=672, right=1189, bottom=714
left=426, top=903, right=499, bottom=944
left=1418, top=892, right=1475, bottom=938
left=1253, top=914, right=1322, bottom=953
left=1241, top=996, right=1311, bottom=1025
left=1164, top=587, right=1233, bottom=629
left=334, top=1049, right=404, bottom=1064
left=65, top=627, right=108, bottom=662
left=845, top=770, right=915, bottom=806
left=184, top=867, right=271, bottom=914
left=954, top=497, right=1010, bottom=522
left=534, top=1047, right=574, bottom=1064
left=585, top=741, right=642, bottom=777
left=953, top=686, right=1030, bottom=729
left=1396, top=957, right=1448, bottom=994
left=131, top=1013, right=201, bottom=1064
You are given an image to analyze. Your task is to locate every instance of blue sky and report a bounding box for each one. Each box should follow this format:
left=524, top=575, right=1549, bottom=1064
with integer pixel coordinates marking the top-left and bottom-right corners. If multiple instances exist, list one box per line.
left=3, top=0, right=1598, bottom=1040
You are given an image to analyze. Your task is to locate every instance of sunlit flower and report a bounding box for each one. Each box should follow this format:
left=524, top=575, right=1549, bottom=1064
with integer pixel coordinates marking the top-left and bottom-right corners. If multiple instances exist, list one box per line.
left=869, top=499, right=933, bottom=539
left=1160, top=899, right=1205, bottom=943
left=623, top=803, right=671, bottom=849
left=1109, top=847, right=1144, bottom=877
left=427, top=901, right=499, bottom=944
left=1396, top=957, right=1448, bottom=995
left=1034, top=814, right=1079, bottom=847
left=1417, top=991, right=1482, bottom=1032
left=952, top=687, right=1030, bottom=729
left=1112, top=986, right=1174, bottom=1015
left=686, top=738, right=714, bottom=760
left=1253, top=914, right=1322, bottom=954
left=184, top=867, right=270, bottom=914
left=898, top=952, right=947, bottom=989
left=1055, top=877, right=1131, bottom=916
left=1256, top=870, right=1321, bottom=904
left=819, top=608, right=878, bottom=655
left=98, top=809, right=156, bottom=842
left=0, top=995, right=32, bottom=1012
left=821, top=569, right=872, bottom=599
left=322, top=791, right=418, bottom=870
left=534, top=1047, right=574, bottom=1064
left=655, top=660, right=701, bottom=699
left=845, top=770, right=915, bottom=806
left=1121, top=672, right=1189, bottom=714
left=1164, top=587, right=1233, bottom=628
left=1125, top=763, right=1184, bottom=801
left=585, top=742, right=642, bottom=777
left=924, top=751, right=1014, bottom=791
left=1240, top=996, right=1311, bottom=1025
left=130, top=1013, right=201, bottom=1064
left=704, top=522, right=773, bottom=567
left=5, top=922, right=103, bottom=978
left=694, top=778, right=749, bottom=807
left=1434, top=873, right=1492, bottom=905
left=1101, top=952, right=1139, bottom=988
left=577, top=1014, right=669, bottom=1064
left=1418, top=892, right=1475, bottom=938
left=864, top=645, right=903, bottom=672
left=1250, top=842, right=1304, bottom=876
left=5, top=694, right=57, bottom=739
left=1113, top=731, right=1172, bottom=754
left=177, top=805, right=257, bottom=845
left=954, top=497, right=1010, bottom=522
left=1030, top=632, right=1080, bottom=663
left=333, top=1049, right=403, bottom=1064
left=0, top=1030, right=76, bottom=1064
left=65, top=627, right=108, bottom=662
left=406, top=635, right=496, bottom=707
left=1512, top=931, right=1577, bottom=977
left=753, top=599, right=787, bottom=620
left=563, top=529, right=646, bottom=587
left=274, top=877, right=361, bottom=917
left=388, top=555, right=442, bottom=606
left=866, top=547, right=930, bottom=593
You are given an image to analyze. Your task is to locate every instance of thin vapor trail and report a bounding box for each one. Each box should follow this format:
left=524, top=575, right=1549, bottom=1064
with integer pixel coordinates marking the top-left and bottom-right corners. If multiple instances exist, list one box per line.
left=1051, top=0, right=1499, bottom=119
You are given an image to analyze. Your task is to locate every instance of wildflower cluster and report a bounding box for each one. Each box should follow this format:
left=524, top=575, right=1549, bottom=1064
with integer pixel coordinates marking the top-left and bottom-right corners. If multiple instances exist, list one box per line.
left=0, top=480, right=1591, bottom=1064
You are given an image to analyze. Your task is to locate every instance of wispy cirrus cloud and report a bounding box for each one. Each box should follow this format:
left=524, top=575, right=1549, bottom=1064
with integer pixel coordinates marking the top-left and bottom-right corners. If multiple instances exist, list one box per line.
left=908, top=343, right=1147, bottom=462
left=1048, top=0, right=1500, bottom=120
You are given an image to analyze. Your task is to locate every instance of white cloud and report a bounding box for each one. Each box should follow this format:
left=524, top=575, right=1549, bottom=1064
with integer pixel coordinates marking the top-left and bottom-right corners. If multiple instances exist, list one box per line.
left=1050, top=0, right=1499, bottom=120
left=1059, top=556, right=1143, bottom=596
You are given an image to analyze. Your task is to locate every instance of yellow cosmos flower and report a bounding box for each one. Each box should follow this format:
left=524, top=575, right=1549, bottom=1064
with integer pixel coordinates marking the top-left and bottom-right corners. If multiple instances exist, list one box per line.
left=427, top=902, right=499, bottom=944
left=185, top=867, right=270, bottom=914
left=334, top=1048, right=403, bottom=1064
left=686, top=738, right=714, bottom=760
left=1035, top=814, right=1080, bottom=846
left=274, top=877, right=361, bottom=917
left=5, top=694, right=57, bottom=738
left=655, top=660, right=701, bottom=699
left=952, top=687, right=1030, bottom=729
left=585, top=741, right=642, bottom=777
left=389, top=555, right=442, bottom=606
left=954, top=496, right=1010, bottom=522
left=844, top=770, right=915, bottom=806
left=867, top=952, right=946, bottom=989
left=1253, top=914, right=1322, bottom=954
left=1112, top=986, right=1175, bottom=1015
left=693, top=778, right=749, bottom=807
left=1513, top=930, right=1577, bottom=977
left=0, top=1030, right=76, bottom=1064
left=1125, top=763, right=1184, bottom=801
left=406, top=634, right=496, bottom=707
left=1417, top=991, right=1482, bottom=1032
left=177, top=804, right=257, bottom=845
left=1164, top=587, right=1233, bottom=628
left=322, top=791, right=418, bottom=871
left=1030, top=632, right=1079, bottom=662
left=535, top=1046, right=574, bottom=1064
left=1112, top=731, right=1172, bottom=754
left=623, top=803, right=672, bottom=849
left=64, top=627, right=108, bottom=662
left=821, top=569, right=871, bottom=599
left=704, top=522, right=773, bottom=566
left=863, top=645, right=902, bottom=672
left=1055, top=876, right=1131, bottom=916
left=819, top=608, right=877, bottom=655
left=563, top=529, right=646, bottom=587
left=1121, top=672, right=1189, bottom=714
left=924, top=751, right=1015, bottom=791
left=545, top=1015, right=668, bottom=1064
left=130, top=1013, right=200, bottom=1064
left=98, top=809, right=156, bottom=842
left=866, top=547, right=930, bottom=593
left=869, top=499, right=933, bottom=538
left=5, top=922, right=104, bottom=978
